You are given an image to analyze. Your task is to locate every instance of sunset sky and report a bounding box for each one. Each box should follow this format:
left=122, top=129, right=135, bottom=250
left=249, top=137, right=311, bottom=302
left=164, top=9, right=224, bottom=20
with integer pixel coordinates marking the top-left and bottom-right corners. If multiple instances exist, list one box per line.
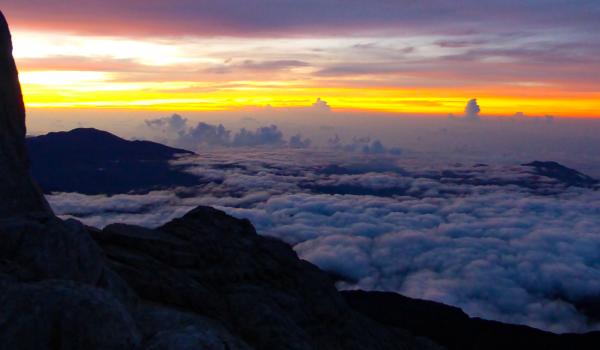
left=3, top=1, right=600, bottom=117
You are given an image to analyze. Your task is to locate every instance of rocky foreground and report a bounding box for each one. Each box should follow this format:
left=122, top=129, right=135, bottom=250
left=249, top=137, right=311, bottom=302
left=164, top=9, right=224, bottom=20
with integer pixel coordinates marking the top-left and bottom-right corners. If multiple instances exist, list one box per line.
left=1, top=10, right=599, bottom=350
left=1, top=207, right=443, bottom=349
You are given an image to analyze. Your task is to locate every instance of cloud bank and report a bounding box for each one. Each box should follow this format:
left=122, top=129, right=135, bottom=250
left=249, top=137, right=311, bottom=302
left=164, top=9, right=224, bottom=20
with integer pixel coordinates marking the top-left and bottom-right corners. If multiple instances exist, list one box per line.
left=144, top=115, right=307, bottom=150
left=46, top=149, right=600, bottom=333
left=143, top=114, right=404, bottom=155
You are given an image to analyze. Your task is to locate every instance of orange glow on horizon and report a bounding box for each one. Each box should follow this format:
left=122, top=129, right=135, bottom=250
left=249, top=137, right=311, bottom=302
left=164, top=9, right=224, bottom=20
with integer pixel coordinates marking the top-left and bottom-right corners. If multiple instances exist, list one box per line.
left=11, top=29, right=600, bottom=118
left=19, top=72, right=600, bottom=118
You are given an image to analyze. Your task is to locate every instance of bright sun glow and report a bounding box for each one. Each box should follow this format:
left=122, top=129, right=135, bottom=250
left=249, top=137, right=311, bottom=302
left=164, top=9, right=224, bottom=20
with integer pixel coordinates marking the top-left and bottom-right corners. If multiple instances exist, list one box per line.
left=9, top=29, right=600, bottom=117
left=19, top=71, right=111, bottom=86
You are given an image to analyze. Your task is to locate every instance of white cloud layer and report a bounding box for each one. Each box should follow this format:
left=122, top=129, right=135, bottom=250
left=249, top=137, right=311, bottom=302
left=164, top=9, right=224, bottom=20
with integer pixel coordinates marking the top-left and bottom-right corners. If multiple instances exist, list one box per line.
left=46, top=149, right=600, bottom=333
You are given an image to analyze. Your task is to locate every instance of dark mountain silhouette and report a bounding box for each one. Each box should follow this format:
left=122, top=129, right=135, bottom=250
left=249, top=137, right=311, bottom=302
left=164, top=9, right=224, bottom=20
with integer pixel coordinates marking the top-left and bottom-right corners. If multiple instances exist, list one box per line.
left=343, top=291, right=600, bottom=350
left=27, top=128, right=200, bottom=194
left=523, top=161, right=599, bottom=188
left=308, top=161, right=599, bottom=198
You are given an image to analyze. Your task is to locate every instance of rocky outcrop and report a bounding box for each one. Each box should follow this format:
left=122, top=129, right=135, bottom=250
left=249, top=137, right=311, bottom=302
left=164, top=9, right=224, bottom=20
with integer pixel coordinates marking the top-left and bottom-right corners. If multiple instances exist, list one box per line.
left=0, top=199, right=442, bottom=349
left=0, top=11, right=51, bottom=217
left=91, top=206, right=440, bottom=349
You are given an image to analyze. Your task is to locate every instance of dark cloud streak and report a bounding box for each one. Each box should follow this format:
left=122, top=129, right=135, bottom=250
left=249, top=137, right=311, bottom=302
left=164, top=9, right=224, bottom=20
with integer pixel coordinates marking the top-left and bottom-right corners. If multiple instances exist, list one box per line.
left=4, top=1, right=600, bottom=37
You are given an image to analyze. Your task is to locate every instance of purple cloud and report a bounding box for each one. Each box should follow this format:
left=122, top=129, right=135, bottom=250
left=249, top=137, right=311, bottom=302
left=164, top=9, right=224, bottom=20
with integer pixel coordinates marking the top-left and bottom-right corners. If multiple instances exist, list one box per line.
left=3, top=1, right=599, bottom=37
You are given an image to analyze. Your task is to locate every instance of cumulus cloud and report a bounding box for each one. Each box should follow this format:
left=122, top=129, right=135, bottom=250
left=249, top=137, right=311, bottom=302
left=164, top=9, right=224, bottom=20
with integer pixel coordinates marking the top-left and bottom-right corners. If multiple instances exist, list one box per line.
left=328, top=135, right=402, bottom=155
left=363, top=139, right=386, bottom=154
left=46, top=149, right=600, bottom=333
left=145, top=114, right=188, bottom=134
left=464, top=98, right=481, bottom=120
left=179, top=122, right=231, bottom=148
left=232, top=125, right=284, bottom=147
left=144, top=116, right=312, bottom=150
left=312, top=98, right=331, bottom=112
left=289, top=134, right=312, bottom=149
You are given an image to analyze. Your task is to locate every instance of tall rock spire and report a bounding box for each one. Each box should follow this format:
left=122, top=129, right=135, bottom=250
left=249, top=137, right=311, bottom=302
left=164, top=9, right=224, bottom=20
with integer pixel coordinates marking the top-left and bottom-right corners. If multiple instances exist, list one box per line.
left=0, top=11, right=52, bottom=217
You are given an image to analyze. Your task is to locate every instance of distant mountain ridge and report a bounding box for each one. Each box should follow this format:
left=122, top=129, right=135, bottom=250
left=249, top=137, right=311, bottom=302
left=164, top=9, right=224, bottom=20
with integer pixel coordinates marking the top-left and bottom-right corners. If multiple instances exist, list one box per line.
left=27, top=128, right=199, bottom=194
left=28, top=128, right=193, bottom=161
left=343, top=291, right=600, bottom=350
left=523, top=161, right=599, bottom=188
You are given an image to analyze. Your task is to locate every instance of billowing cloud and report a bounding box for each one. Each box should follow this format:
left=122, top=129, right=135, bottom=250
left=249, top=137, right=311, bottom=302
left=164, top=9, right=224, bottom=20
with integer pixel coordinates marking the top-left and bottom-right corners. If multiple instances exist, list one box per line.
left=464, top=98, right=481, bottom=120
left=46, top=148, right=600, bottom=333
left=232, top=125, right=284, bottom=147
left=180, top=122, right=231, bottom=148
left=144, top=116, right=313, bottom=150
left=312, top=98, right=331, bottom=112
left=289, top=134, right=312, bottom=149
left=328, top=135, right=402, bottom=155
left=145, top=114, right=188, bottom=134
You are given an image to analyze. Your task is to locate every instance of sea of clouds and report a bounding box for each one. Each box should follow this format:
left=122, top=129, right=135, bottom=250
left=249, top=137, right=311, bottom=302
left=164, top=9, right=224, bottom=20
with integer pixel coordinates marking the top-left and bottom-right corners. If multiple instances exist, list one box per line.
left=46, top=147, right=600, bottom=333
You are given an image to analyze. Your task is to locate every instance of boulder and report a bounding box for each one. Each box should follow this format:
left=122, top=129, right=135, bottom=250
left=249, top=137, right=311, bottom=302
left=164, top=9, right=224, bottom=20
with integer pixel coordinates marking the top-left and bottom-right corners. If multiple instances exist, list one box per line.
left=0, top=215, right=105, bottom=283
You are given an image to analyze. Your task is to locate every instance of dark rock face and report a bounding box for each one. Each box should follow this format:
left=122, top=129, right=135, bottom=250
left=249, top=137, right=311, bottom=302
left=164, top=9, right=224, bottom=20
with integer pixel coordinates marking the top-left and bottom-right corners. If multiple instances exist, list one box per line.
left=92, top=206, right=438, bottom=350
left=0, top=280, right=141, bottom=350
left=0, top=216, right=105, bottom=284
left=342, top=291, right=600, bottom=350
left=0, top=12, right=51, bottom=217
left=0, top=208, right=441, bottom=349
left=27, top=128, right=199, bottom=194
